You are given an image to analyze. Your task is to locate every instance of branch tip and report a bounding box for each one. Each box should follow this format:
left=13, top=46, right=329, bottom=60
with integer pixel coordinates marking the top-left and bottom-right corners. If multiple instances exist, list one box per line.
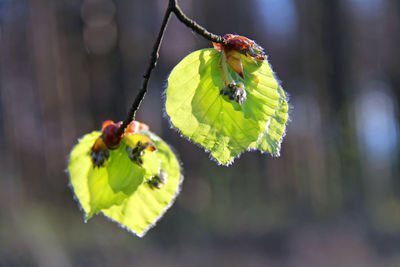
left=119, top=0, right=224, bottom=135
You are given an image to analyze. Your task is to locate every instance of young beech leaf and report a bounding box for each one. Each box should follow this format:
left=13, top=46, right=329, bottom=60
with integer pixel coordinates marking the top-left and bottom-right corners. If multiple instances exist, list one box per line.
left=253, top=87, right=289, bottom=156
left=68, top=126, right=183, bottom=237
left=165, top=37, right=289, bottom=165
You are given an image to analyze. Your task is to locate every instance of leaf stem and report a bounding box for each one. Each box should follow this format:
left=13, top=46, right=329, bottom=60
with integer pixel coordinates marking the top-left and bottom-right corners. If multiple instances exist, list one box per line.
left=118, top=0, right=224, bottom=135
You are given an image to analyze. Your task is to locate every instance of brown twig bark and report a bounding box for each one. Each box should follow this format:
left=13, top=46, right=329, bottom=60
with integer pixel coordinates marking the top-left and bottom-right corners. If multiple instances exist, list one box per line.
left=118, top=0, right=224, bottom=135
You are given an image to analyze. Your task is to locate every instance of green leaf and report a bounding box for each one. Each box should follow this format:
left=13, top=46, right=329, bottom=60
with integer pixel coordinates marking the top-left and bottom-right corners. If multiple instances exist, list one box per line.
left=68, top=130, right=183, bottom=237
left=253, top=87, right=289, bottom=156
left=165, top=48, right=288, bottom=165
left=103, top=131, right=182, bottom=236
left=87, top=138, right=160, bottom=218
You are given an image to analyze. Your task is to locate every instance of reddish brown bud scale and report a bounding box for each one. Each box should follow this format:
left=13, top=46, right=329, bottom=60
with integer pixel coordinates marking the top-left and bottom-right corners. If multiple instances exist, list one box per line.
left=90, top=120, right=154, bottom=167
left=224, top=49, right=244, bottom=79
left=213, top=34, right=266, bottom=61
left=125, top=121, right=150, bottom=136
left=212, top=42, right=224, bottom=52
left=101, top=122, right=123, bottom=149
left=91, top=136, right=107, bottom=152
left=213, top=34, right=266, bottom=80
left=91, top=120, right=152, bottom=153
left=223, top=34, right=253, bottom=52
left=102, top=120, right=113, bottom=130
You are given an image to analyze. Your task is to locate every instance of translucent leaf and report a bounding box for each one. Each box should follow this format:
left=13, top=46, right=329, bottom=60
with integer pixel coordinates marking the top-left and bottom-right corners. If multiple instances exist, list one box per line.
left=102, top=131, right=182, bottom=237
left=253, top=87, right=289, bottom=156
left=68, top=130, right=182, bottom=237
left=165, top=48, right=288, bottom=165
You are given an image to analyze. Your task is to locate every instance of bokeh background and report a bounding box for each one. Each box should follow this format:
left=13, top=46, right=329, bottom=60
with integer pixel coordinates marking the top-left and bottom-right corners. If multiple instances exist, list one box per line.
left=1, top=0, right=399, bottom=266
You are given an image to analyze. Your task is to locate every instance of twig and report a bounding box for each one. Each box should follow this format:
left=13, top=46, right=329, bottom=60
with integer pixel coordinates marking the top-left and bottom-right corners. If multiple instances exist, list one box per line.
left=170, top=1, right=225, bottom=43
left=117, top=2, right=172, bottom=135
left=118, top=0, right=224, bottom=135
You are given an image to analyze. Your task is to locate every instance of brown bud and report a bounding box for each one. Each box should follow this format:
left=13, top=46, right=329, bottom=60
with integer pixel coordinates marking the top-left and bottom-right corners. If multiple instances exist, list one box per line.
left=101, top=121, right=122, bottom=149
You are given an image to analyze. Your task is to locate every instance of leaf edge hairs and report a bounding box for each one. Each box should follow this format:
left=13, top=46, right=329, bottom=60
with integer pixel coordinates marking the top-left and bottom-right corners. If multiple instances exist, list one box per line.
left=67, top=0, right=290, bottom=238
left=165, top=34, right=289, bottom=165
left=68, top=120, right=183, bottom=237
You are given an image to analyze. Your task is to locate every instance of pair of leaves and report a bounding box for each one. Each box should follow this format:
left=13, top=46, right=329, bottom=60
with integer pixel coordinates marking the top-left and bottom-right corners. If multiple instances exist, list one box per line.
left=165, top=48, right=289, bottom=165
left=68, top=36, right=289, bottom=237
left=68, top=129, right=182, bottom=237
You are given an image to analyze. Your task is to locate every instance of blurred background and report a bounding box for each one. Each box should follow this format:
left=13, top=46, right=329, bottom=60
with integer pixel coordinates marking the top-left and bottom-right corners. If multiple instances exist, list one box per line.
left=0, top=0, right=399, bottom=266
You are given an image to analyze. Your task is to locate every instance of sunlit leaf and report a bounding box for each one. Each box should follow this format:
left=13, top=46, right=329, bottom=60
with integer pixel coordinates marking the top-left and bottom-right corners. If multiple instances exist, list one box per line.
left=165, top=48, right=288, bottom=165
left=253, top=87, right=289, bottom=156
left=103, top=131, right=182, bottom=237
left=68, top=129, right=182, bottom=237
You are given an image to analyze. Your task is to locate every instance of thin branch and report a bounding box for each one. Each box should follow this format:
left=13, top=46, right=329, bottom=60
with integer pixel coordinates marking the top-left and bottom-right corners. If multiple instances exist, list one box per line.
left=118, top=0, right=224, bottom=135
left=170, top=0, right=225, bottom=44
left=118, top=3, right=173, bottom=135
